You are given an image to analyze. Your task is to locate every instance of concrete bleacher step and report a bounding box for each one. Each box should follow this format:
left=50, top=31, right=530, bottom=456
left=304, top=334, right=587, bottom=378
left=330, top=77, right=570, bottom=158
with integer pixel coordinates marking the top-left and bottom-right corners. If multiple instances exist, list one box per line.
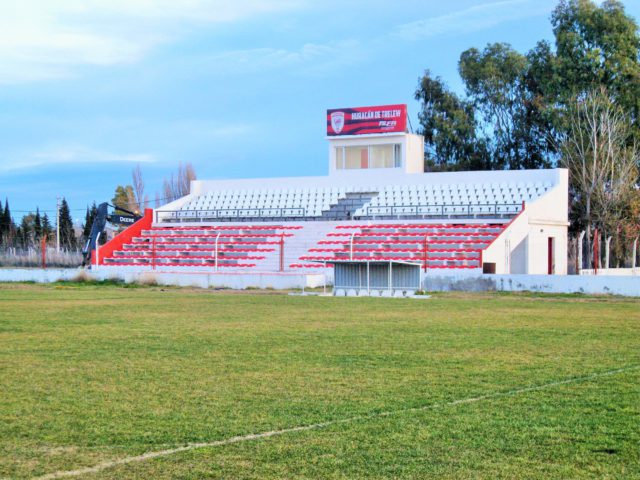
left=294, top=221, right=506, bottom=270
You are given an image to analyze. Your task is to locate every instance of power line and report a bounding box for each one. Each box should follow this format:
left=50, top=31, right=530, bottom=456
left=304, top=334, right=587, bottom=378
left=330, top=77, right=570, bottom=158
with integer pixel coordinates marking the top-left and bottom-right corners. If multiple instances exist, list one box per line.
left=7, top=193, right=182, bottom=215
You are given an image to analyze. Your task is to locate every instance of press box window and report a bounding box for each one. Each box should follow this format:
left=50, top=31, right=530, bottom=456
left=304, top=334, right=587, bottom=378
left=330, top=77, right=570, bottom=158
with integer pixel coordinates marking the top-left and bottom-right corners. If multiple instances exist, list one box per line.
left=335, top=144, right=401, bottom=170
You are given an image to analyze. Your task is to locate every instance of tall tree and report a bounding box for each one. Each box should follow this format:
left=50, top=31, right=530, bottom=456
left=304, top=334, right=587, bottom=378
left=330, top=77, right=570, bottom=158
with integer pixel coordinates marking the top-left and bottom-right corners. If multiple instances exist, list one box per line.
left=112, top=185, right=139, bottom=215
left=548, top=0, right=640, bottom=137
left=414, top=71, right=490, bottom=170
left=560, top=88, right=639, bottom=265
left=132, top=164, right=146, bottom=210
left=34, top=208, right=42, bottom=241
left=42, top=213, right=53, bottom=243
left=459, top=43, right=553, bottom=169
left=1, top=199, right=14, bottom=246
left=163, top=162, right=197, bottom=202
left=58, top=198, right=76, bottom=250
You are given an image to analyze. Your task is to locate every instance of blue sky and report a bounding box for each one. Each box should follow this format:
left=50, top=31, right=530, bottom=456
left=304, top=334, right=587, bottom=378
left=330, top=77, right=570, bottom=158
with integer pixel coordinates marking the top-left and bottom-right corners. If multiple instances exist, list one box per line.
left=1, top=0, right=638, bottom=223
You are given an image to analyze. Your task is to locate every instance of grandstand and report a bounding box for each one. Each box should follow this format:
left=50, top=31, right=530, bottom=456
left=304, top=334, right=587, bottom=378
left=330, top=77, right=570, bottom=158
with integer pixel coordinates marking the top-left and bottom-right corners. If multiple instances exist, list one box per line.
left=95, top=104, right=569, bottom=284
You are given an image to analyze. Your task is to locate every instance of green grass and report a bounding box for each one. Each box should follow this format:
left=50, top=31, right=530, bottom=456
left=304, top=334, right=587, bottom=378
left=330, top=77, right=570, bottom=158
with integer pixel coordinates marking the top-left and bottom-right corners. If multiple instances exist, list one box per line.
left=0, top=283, right=638, bottom=479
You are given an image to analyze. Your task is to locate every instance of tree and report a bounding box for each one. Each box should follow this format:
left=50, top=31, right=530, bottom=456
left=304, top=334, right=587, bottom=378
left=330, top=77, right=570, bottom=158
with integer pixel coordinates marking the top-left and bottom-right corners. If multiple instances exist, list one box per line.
left=1, top=199, right=14, bottom=246
left=548, top=0, right=640, bottom=138
left=414, top=71, right=490, bottom=170
left=17, top=214, right=35, bottom=248
left=415, top=0, right=640, bottom=172
left=560, top=88, right=639, bottom=266
left=42, top=213, right=53, bottom=243
left=58, top=198, right=76, bottom=250
left=459, top=43, right=553, bottom=169
left=132, top=164, right=146, bottom=210
left=34, top=208, right=42, bottom=242
left=112, top=185, right=139, bottom=215
left=163, top=162, right=197, bottom=202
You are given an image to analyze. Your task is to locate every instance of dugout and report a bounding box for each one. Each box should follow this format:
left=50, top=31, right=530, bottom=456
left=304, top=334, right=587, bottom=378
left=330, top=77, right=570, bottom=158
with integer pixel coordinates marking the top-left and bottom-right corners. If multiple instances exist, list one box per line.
left=332, top=260, right=421, bottom=297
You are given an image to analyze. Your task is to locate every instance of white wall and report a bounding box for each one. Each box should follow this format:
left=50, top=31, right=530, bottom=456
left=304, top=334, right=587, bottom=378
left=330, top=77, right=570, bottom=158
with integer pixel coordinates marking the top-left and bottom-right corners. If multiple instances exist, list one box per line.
left=423, top=273, right=640, bottom=297
left=481, top=169, right=569, bottom=275
left=0, top=268, right=327, bottom=289
left=189, top=168, right=564, bottom=196
left=482, top=211, right=530, bottom=274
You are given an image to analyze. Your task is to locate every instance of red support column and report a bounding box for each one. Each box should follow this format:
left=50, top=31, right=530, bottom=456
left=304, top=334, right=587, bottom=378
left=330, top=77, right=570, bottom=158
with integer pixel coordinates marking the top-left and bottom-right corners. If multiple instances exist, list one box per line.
left=279, top=233, right=285, bottom=272
left=593, top=228, right=599, bottom=274
left=423, top=236, right=428, bottom=272
left=41, top=234, right=47, bottom=269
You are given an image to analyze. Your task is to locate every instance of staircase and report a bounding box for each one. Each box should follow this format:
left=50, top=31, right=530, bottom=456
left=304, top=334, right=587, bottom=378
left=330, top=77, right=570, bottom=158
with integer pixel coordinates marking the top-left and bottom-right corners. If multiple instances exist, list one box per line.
left=320, top=192, right=377, bottom=220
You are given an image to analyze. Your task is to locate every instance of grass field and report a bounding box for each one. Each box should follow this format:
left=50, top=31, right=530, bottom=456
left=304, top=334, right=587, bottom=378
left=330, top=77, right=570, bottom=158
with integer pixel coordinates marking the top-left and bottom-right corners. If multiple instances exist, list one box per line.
left=1, top=282, right=639, bottom=479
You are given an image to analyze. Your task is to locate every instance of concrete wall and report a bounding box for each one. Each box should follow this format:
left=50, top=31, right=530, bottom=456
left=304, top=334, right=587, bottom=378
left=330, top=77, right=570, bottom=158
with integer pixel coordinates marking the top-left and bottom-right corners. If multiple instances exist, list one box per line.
left=483, top=211, right=530, bottom=274
left=2, top=268, right=636, bottom=296
left=188, top=167, right=563, bottom=196
left=581, top=268, right=639, bottom=276
left=0, top=268, right=327, bottom=290
left=481, top=169, right=569, bottom=275
left=423, top=273, right=640, bottom=297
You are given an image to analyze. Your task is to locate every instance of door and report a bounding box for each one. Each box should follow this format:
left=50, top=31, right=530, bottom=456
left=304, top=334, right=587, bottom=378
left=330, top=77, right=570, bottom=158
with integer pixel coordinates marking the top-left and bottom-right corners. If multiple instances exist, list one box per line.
left=547, top=237, right=555, bottom=274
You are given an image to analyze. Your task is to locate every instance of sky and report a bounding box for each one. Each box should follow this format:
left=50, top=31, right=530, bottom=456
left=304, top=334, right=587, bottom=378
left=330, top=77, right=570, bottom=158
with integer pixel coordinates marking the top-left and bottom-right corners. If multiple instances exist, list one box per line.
left=1, top=0, right=639, bottom=223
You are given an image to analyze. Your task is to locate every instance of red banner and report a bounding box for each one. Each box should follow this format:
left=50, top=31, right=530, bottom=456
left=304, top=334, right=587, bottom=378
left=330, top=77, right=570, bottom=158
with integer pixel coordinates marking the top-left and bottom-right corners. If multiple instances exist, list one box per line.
left=327, top=104, right=407, bottom=136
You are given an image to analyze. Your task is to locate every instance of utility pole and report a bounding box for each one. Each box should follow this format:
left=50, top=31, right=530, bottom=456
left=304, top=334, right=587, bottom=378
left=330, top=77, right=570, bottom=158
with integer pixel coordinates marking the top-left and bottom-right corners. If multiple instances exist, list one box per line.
left=56, top=197, right=60, bottom=253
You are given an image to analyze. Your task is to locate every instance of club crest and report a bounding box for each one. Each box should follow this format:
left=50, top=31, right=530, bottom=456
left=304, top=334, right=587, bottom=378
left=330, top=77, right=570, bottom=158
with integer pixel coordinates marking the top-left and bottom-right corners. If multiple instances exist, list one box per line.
left=330, top=111, right=345, bottom=134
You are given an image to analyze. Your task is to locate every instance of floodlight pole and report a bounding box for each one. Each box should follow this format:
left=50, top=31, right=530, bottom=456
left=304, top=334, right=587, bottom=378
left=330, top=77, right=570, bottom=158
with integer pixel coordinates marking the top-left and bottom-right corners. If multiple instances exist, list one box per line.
left=56, top=196, right=60, bottom=253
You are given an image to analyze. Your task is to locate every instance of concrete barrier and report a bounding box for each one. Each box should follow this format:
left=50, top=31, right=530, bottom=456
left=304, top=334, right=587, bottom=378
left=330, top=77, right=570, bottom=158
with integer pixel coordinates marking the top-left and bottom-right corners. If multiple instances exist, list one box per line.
left=423, top=273, right=640, bottom=297
left=0, top=268, right=637, bottom=296
left=0, top=268, right=327, bottom=290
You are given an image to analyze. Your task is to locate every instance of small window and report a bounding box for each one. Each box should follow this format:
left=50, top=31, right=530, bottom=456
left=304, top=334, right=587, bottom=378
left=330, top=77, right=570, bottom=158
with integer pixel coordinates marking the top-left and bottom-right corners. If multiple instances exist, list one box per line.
left=370, top=145, right=394, bottom=168
left=345, top=146, right=368, bottom=169
left=335, top=143, right=402, bottom=170
left=335, top=147, right=344, bottom=169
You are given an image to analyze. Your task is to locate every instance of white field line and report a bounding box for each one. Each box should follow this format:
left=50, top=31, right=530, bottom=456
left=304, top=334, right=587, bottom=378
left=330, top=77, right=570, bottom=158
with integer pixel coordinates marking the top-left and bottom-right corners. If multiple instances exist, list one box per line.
left=35, top=365, right=640, bottom=480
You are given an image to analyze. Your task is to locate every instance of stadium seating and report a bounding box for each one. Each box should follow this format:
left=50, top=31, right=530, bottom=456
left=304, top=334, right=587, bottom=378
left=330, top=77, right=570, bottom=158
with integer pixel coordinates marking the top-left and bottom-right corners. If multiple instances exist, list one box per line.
left=103, top=225, right=299, bottom=268
left=292, top=223, right=507, bottom=269
left=167, top=181, right=551, bottom=221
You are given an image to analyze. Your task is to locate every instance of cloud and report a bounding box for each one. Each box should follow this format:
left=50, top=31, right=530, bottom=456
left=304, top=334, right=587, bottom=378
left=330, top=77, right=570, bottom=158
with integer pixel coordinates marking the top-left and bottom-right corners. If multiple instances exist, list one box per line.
left=201, top=39, right=364, bottom=76
left=0, top=0, right=303, bottom=84
left=394, top=0, right=553, bottom=41
left=2, top=145, right=156, bottom=172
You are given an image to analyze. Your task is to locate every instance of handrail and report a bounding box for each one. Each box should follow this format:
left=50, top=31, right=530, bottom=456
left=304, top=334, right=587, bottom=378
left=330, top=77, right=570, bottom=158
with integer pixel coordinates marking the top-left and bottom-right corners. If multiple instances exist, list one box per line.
left=153, top=202, right=523, bottom=224
left=366, top=203, right=522, bottom=217
left=155, top=207, right=307, bottom=223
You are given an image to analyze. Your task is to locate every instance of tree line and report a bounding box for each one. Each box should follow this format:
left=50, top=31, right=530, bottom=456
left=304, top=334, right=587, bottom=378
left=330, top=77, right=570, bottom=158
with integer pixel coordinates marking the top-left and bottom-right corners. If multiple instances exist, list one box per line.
left=415, top=0, right=640, bottom=266
left=0, top=162, right=197, bottom=252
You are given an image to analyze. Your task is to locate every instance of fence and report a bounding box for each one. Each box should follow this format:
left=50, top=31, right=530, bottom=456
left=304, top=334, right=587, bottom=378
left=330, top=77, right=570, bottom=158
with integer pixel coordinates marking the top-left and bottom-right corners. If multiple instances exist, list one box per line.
left=0, top=248, right=83, bottom=268
left=571, top=230, right=639, bottom=273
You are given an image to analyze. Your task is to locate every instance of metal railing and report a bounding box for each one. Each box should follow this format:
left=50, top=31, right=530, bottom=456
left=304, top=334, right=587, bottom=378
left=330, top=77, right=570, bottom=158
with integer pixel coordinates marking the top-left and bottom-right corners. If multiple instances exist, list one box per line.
left=155, top=207, right=306, bottom=223
left=366, top=203, right=522, bottom=218
left=155, top=202, right=523, bottom=223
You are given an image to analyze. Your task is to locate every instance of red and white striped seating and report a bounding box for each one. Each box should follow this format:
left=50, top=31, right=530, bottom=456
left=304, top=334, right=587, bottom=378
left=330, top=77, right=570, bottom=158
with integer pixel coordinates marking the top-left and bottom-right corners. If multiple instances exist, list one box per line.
left=103, top=225, right=298, bottom=268
left=293, top=223, right=506, bottom=269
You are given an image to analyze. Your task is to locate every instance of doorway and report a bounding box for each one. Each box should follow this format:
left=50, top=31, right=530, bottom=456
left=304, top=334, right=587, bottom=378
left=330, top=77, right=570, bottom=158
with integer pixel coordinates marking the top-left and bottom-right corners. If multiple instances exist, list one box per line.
left=547, top=237, right=555, bottom=274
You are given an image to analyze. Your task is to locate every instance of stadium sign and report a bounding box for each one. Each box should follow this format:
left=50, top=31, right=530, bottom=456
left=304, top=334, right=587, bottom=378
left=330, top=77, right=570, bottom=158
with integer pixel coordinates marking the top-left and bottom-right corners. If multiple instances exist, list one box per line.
left=326, top=104, right=407, bottom=136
